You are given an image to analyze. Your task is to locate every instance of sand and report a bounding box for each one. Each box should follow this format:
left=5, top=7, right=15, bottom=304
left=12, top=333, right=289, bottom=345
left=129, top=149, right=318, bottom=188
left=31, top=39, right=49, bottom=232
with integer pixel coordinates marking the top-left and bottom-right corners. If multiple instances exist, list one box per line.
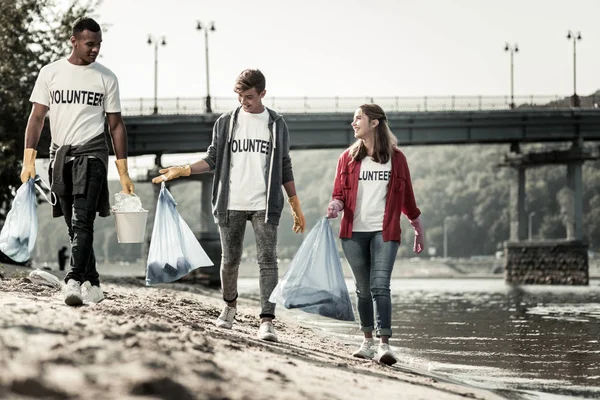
left=0, top=263, right=504, bottom=400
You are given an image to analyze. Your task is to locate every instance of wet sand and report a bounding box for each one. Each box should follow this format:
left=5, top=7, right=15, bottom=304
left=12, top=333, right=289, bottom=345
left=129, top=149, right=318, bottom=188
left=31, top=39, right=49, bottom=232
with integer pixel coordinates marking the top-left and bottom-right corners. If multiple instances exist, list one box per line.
left=0, top=263, right=504, bottom=400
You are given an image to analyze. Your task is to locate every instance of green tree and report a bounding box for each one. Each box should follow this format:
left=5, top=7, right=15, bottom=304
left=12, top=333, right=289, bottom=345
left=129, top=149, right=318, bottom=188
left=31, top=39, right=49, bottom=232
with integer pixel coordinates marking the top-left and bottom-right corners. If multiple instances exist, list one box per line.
left=0, top=0, right=101, bottom=223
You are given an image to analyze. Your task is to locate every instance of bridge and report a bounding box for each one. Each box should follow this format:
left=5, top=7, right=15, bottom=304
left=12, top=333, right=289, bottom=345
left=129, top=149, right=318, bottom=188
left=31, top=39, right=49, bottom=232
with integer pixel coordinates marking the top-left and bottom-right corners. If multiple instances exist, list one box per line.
left=117, top=108, right=600, bottom=156
left=36, top=95, right=600, bottom=285
left=35, top=95, right=600, bottom=156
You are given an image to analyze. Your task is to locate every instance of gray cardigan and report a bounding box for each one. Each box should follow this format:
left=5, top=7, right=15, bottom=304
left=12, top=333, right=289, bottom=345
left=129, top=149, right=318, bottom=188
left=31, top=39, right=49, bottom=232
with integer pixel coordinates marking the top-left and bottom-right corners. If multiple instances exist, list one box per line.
left=201, top=106, right=294, bottom=225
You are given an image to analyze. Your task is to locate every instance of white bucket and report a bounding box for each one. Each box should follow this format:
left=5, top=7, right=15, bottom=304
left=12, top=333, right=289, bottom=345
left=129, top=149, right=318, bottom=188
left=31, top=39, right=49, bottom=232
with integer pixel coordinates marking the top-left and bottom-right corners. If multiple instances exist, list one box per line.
left=113, top=210, right=149, bottom=243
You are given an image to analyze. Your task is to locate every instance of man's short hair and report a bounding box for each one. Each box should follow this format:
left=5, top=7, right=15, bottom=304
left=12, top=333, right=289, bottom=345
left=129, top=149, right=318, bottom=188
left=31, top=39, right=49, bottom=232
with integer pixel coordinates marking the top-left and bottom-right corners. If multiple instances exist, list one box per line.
left=72, top=17, right=101, bottom=36
left=234, top=69, right=266, bottom=93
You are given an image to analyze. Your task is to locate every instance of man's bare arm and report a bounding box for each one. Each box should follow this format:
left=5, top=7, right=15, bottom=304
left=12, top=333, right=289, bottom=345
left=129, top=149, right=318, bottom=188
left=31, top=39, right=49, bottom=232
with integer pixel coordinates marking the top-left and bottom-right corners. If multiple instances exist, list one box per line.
left=106, top=112, right=135, bottom=193
left=106, top=112, right=128, bottom=159
left=24, top=103, right=49, bottom=149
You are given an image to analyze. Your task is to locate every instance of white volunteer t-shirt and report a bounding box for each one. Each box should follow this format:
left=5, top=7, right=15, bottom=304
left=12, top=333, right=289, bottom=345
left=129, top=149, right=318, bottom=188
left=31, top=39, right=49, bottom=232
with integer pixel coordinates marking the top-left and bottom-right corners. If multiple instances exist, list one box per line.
left=228, top=108, right=271, bottom=210
left=353, top=157, right=392, bottom=232
left=29, top=58, right=121, bottom=147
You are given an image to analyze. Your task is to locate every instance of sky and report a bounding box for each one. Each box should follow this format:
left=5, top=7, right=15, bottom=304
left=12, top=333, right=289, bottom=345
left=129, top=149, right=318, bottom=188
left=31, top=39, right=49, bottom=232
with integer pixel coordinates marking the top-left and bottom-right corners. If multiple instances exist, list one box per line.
left=46, top=0, right=600, bottom=181
left=82, top=0, right=600, bottom=100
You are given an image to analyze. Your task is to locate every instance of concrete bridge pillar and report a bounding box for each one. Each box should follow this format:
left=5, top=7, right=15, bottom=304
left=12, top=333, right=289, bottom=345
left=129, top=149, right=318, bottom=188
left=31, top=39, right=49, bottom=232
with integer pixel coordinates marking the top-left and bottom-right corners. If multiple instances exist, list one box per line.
left=141, top=153, right=163, bottom=265
left=197, top=172, right=221, bottom=286
left=503, top=140, right=590, bottom=285
left=566, top=158, right=584, bottom=240
left=509, top=166, right=527, bottom=241
left=199, top=172, right=217, bottom=236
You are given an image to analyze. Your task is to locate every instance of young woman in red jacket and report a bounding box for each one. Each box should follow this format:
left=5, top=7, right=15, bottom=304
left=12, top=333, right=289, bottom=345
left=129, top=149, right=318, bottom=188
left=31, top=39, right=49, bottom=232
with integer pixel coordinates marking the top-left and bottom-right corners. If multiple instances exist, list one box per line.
left=326, top=104, right=425, bottom=365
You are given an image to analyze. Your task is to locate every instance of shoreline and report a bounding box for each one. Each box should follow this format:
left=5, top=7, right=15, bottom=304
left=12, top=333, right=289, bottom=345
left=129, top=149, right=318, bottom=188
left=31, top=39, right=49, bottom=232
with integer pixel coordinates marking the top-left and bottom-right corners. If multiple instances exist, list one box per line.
left=0, top=263, right=506, bottom=400
left=28, top=257, right=600, bottom=281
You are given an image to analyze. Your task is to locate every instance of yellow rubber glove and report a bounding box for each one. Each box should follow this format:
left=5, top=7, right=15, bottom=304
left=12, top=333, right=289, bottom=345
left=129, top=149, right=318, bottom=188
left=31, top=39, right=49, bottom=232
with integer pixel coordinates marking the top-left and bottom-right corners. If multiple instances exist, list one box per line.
left=114, top=159, right=135, bottom=194
left=287, top=195, right=306, bottom=234
left=151, top=165, right=191, bottom=184
left=20, top=148, right=37, bottom=183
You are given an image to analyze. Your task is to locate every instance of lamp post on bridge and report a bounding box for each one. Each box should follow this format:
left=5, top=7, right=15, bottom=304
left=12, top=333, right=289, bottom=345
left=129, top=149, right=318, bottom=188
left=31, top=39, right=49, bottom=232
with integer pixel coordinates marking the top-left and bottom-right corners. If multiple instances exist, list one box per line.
left=566, top=30, right=582, bottom=107
left=196, top=21, right=216, bottom=114
left=148, top=35, right=167, bottom=115
left=504, top=43, right=518, bottom=109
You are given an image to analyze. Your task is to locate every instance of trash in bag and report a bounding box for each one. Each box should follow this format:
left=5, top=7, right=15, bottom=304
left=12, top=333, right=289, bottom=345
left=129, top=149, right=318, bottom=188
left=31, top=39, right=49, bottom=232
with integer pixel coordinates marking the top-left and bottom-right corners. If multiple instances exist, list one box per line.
left=28, top=269, right=62, bottom=289
left=112, top=192, right=146, bottom=212
left=0, top=179, right=38, bottom=262
left=146, top=183, right=213, bottom=285
left=269, top=217, right=355, bottom=321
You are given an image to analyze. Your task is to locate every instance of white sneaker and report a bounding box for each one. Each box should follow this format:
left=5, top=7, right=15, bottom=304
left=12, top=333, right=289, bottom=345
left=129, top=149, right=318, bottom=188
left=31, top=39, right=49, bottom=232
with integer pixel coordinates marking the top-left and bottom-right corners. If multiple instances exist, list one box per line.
left=257, top=321, right=278, bottom=342
left=62, top=279, right=83, bottom=306
left=375, top=343, right=397, bottom=365
left=81, top=281, right=104, bottom=303
left=352, top=339, right=375, bottom=359
left=215, top=305, right=236, bottom=329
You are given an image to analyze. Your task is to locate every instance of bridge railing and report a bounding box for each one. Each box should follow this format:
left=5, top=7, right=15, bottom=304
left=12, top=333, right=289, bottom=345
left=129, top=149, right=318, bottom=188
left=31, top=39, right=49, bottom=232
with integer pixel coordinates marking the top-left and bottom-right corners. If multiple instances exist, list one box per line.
left=121, top=95, right=599, bottom=116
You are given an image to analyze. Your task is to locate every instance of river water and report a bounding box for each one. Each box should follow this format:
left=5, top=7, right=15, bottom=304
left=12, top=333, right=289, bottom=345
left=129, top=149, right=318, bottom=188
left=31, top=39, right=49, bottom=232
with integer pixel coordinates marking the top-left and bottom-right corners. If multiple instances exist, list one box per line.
left=240, top=277, right=600, bottom=400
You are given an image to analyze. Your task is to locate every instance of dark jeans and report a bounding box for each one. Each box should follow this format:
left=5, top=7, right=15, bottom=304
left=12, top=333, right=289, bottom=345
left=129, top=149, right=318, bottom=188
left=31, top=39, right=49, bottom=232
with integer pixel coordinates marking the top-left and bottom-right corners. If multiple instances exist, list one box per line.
left=60, top=159, right=106, bottom=287
left=341, top=231, right=399, bottom=337
left=218, top=210, right=278, bottom=319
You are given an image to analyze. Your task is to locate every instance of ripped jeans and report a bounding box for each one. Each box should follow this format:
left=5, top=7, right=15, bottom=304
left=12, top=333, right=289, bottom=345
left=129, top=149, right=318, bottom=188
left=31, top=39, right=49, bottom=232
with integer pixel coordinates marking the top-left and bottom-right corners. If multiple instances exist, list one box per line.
left=219, top=210, right=278, bottom=319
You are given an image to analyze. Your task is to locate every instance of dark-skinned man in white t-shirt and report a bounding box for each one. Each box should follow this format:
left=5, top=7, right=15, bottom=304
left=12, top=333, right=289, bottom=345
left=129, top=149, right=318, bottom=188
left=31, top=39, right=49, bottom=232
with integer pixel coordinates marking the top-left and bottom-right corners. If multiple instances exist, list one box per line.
left=20, top=17, right=134, bottom=306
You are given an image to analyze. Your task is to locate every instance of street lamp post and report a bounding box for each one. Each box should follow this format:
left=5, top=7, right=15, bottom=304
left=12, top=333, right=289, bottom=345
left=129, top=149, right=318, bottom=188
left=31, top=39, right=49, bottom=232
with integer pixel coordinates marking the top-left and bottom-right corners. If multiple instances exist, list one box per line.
left=504, top=43, right=518, bottom=109
left=528, top=211, right=536, bottom=241
left=566, top=30, right=582, bottom=107
left=196, top=21, right=216, bottom=114
left=148, top=35, right=167, bottom=115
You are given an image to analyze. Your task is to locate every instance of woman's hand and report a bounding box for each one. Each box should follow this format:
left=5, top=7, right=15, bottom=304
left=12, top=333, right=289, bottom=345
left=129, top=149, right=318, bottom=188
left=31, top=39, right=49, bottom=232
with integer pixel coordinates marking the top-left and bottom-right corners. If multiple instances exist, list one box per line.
left=326, top=199, right=344, bottom=219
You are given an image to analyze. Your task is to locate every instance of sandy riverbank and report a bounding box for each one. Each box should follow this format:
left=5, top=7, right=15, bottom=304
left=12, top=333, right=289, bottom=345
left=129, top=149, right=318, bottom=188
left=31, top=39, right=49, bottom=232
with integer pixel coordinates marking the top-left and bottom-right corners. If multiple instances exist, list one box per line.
left=0, top=263, right=505, bottom=400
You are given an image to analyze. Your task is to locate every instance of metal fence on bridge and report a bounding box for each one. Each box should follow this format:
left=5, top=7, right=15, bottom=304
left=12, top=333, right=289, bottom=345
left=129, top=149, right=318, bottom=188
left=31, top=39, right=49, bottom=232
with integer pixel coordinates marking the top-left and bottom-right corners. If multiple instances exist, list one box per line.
left=121, top=95, right=600, bottom=116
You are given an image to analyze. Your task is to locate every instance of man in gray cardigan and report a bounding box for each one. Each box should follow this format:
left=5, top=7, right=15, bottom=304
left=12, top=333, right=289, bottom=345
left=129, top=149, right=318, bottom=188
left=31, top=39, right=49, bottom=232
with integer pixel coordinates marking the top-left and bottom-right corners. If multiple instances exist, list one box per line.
left=153, top=69, right=305, bottom=342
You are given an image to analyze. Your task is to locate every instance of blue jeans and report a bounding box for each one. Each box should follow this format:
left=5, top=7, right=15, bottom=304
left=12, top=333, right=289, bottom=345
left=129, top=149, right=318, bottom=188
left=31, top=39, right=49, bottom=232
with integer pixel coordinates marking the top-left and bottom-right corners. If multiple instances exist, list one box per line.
left=59, top=159, right=106, bottom=287
left=341, top=231, right=399, bottom=337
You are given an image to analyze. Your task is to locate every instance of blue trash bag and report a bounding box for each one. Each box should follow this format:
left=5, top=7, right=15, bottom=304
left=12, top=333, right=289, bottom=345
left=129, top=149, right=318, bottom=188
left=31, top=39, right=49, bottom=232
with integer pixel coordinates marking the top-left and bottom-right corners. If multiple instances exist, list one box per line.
left=269, top=217, right=355, bottom=321
left=0, top=179, right=38, bottom=262
left=146, top=183, right=214, bottom=285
